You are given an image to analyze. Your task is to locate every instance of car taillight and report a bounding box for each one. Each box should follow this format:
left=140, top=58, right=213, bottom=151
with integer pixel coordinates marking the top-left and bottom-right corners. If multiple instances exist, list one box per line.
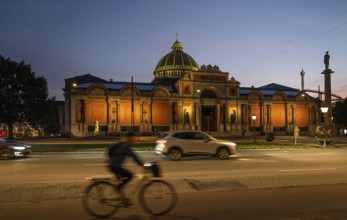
left=156, top=140, right=167, bottom=144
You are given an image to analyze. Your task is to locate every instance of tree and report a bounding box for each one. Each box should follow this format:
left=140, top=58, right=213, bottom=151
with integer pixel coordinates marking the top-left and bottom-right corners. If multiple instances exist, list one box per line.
left=333, top=98, right=347, bottom=127
left=39, top=98, right=61, bottom=135
left=0, top=55, right=49, bottom=139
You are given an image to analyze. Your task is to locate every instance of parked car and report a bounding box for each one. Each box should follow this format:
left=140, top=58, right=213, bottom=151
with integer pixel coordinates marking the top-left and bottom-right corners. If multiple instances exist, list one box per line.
left=155, top=131, right=237, bottom=161
left=0, top=138, right=32, bottom=160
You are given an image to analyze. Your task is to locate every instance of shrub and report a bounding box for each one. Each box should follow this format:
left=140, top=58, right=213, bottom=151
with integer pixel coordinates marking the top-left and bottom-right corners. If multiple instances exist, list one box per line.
left=315, top=125, right=333, bottom=144
left=265, top=132, right=275, bottom=142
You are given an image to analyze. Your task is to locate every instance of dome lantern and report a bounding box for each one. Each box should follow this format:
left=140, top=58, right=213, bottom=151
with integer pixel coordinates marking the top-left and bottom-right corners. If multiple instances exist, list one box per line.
left=171, top=38, right=183, bottom=51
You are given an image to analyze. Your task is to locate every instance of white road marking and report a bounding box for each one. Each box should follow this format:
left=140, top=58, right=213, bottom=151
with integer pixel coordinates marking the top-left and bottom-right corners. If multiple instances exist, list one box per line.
left=238, top=158, right=277, bottom=162
left=264, top=153, right=288, bottom=156
left=279, top=168, right=336, bottom=172
left=74, top=157, right=103, bottom=159
left=84, top=164, right=106, bottom=166
left=316, top=152, right=335, bottom=155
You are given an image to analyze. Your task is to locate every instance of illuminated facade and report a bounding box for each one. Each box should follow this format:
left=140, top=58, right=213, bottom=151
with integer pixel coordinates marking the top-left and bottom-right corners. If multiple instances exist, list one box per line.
left=64, top=38, right=319, bottom=137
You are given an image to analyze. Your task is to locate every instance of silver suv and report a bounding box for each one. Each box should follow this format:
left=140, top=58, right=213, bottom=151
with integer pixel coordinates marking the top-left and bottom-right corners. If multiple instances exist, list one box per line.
left=155, top=131, right=237, bottom=161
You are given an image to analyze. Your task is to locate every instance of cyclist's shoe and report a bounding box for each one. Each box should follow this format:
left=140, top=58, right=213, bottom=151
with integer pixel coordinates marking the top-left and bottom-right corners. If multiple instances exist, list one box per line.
left=121, top=197, right=133, bottom=207
left=117, top=190, right=134, bottom=207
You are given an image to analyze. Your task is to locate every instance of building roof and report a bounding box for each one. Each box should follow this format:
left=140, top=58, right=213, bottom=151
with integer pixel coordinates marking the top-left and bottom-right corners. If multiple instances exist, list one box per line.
left=154, top=38, right=199, bottom=75
left=65, top=73, right=108, bottom=83
left=240, top=83, right=301, bottom=97
left=77, top=81, right=174, bottom=92
left=258, top=83, right=299, bottom=91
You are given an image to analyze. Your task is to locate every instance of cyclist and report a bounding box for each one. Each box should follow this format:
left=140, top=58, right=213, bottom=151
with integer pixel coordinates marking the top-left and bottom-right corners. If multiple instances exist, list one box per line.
left=108, top=131, right=144, bottom=206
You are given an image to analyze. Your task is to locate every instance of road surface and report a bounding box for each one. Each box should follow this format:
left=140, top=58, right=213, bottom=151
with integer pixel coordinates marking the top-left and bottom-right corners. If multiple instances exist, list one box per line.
left=1, top=148, right=347, bottom=219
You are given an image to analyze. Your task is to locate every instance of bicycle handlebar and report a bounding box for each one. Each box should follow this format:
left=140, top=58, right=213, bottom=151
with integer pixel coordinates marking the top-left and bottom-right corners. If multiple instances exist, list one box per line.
left=143, top=161, right=160, bottom=177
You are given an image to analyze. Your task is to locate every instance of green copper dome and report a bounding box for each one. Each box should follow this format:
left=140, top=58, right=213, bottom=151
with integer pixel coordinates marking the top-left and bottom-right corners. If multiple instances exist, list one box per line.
left=153, top=38, right=199, bottom=82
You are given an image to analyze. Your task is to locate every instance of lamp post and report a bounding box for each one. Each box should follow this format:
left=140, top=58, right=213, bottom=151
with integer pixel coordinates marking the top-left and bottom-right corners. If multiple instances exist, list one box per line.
left=320, top=106, right=329, bottom=148
left=251, top=114, right=257, bottom=143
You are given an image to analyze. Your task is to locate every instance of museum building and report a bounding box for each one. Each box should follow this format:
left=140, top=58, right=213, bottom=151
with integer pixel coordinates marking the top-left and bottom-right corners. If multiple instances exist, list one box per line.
left=63, top=38, right=319, bottom=137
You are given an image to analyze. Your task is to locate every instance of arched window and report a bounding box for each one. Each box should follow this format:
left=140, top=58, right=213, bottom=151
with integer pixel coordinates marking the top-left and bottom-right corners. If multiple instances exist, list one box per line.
left=201, top=90, right=217, bottom=98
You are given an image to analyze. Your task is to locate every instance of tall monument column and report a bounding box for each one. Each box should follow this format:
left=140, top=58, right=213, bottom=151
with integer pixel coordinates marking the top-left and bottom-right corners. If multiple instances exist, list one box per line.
left=300, top=69, right=305, bottom=91
left=321, top=51, right=333, bottom=127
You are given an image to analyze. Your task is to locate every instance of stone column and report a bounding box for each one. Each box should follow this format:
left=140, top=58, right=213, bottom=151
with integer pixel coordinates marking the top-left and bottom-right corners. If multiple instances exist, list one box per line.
left=140, top=101, right=144, bottom=132
left=106, top=96, right=110, bottom=134
left=321, top=68, right=334, bottom=127
left=169, top=102, right=173, bottom=130
left=217, top=104, right=220, bottom=131
left=195, top=102, right=200, bottom=131
left=269, top=105, right=272, bottom=131
left=177, top=100, right=183, bottom=130
left=116, top=100, right=120, bottom=131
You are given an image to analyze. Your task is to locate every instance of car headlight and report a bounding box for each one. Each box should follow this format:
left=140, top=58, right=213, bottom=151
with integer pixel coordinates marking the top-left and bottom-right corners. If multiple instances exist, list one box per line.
left=13, top=146, right=25, bottom=150
left=229, top=142, right=236, bottom=147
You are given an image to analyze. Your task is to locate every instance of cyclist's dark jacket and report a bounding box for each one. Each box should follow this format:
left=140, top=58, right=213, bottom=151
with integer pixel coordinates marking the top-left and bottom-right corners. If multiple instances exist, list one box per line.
left=108, top=142, right=143, bottom=168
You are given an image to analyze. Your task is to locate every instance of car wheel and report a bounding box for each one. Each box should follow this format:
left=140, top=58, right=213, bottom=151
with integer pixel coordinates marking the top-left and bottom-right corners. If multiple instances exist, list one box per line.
left=0, top=149, right=13, bottom=160
left=168, top=148, right=182, bottom=161
left=216, top=147, right=230, bottom=160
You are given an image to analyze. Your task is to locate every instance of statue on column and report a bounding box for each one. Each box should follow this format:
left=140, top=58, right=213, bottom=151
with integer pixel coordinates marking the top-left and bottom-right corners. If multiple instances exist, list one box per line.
left=324, top=51, right=330, bottom=70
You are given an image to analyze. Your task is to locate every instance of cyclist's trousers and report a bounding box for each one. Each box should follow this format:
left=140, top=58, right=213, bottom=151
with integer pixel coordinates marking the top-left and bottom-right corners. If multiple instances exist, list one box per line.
left=109, top=166, right=133, bottom=191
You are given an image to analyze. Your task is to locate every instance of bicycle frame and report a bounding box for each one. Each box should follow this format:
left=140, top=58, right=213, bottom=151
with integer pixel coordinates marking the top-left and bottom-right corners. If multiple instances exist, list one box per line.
left=82, top=161, right=177, bottom=217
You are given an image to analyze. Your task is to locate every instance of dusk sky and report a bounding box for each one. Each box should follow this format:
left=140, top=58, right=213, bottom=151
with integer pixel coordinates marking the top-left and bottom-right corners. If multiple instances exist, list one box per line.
left=1, top=0, right=346, bottom=101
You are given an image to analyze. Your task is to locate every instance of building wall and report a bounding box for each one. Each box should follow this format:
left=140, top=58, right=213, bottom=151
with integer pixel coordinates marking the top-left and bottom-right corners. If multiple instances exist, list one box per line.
left=119, top=100, right=140, bottom=124
left=152, top=101, right=170, bottom=125
left=296, top=105, right=310, bottom=125
left=64, top=73, right=319, bottom=137
left=87, top=99, right=107, bottom=124
left=272, top=104, right=286, bottom=126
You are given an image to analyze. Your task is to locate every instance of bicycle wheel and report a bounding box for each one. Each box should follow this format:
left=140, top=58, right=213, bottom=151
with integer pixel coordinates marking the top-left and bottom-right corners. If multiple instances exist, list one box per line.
left=81, top=181, right=121, bottom=218
left=139, top=180, right=177, bottom=215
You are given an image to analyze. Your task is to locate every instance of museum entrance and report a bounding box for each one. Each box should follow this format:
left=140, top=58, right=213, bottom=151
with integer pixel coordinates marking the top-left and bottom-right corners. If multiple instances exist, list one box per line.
left=201, top=106, right=216, bottom=132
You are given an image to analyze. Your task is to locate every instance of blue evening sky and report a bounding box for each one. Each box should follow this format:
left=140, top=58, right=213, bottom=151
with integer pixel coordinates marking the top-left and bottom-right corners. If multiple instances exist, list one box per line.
left=1, top=0, right=346, bottom=101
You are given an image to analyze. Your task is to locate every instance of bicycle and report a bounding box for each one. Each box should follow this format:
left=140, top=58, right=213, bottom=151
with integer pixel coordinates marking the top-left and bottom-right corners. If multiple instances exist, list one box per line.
left=81, top=162, right=177, bottom=218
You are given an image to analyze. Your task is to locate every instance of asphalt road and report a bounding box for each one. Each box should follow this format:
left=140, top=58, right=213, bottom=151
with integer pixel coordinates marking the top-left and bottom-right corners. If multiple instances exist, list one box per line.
left=2, top=149, right=347, bottom=188
left=1, top=148, right=347, bottom=219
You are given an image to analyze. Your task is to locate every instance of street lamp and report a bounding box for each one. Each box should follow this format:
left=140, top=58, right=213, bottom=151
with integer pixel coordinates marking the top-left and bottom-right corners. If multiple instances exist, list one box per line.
left=251, top=114, right=257, bottom=143
left=320, top=106, right=329, bottom=148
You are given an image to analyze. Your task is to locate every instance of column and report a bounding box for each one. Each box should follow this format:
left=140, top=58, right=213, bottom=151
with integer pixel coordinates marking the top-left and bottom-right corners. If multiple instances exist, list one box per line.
left=81, top=99, right=86, bottom=132
left=195, top=102, right=200, bottom=131
left=285, top=104, right=289, bottom=133
left=116, top=100, right=120, bottom=131
left=140, top=101, right=144, bottom=131
left=149, top=101, right=152, bottom=124
left=292, top=105, right=296, bottom=127
left=260, top=102, right=264, bottom=133
left=269, top=105, right=272, bottom=131
left=169, top=102, right=173, bottom=130
left=178, top=100, right=183, bottom=130
left=106, top=96, right=110, bottom=134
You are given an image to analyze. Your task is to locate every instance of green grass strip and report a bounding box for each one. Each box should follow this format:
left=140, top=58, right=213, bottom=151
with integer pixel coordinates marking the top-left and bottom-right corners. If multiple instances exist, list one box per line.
left=31, top=142, right=315, bottom=153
